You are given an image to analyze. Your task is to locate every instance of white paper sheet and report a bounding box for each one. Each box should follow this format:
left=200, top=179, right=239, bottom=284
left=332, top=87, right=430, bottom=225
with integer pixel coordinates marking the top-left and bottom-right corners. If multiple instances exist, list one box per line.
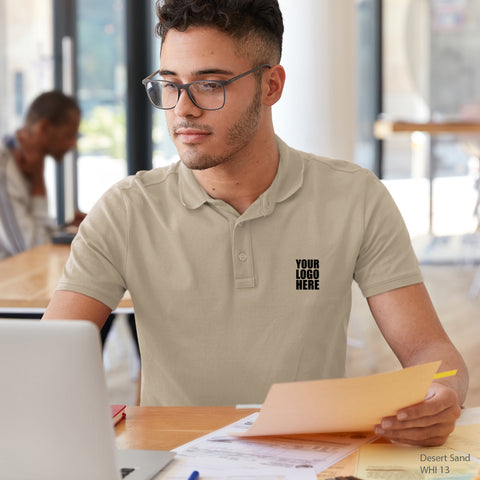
left=155, top=456, right=317, bottom=480
left=171, top=413, right=377, bottom=474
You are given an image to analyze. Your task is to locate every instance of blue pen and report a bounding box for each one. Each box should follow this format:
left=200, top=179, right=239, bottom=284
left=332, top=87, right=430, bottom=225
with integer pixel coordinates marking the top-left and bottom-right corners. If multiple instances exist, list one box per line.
left=187, top=471, right=199, bottom=480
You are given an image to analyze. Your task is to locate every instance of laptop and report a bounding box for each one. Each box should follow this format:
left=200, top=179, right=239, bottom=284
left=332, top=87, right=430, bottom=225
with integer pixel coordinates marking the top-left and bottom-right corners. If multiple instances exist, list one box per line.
left=0, top=319, right=174, bottom=480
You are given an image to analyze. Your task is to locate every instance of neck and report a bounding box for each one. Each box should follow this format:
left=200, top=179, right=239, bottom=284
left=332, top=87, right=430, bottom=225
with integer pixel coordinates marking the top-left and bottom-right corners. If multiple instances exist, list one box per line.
left=192, top=134, right=279, bottom=215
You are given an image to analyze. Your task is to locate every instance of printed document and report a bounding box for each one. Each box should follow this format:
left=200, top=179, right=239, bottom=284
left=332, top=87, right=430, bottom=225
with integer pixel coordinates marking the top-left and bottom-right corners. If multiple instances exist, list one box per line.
left=172, top=413, right=376, bottom=474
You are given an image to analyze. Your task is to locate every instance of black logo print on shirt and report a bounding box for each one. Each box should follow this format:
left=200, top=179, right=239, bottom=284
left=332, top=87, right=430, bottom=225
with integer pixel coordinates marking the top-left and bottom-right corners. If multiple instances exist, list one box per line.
left=296, top=259, right=320, bottom=290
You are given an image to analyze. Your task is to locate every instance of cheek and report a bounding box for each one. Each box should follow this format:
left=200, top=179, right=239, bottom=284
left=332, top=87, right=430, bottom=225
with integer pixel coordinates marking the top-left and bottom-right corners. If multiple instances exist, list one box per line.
left=164, top=113, right=176, bottom=134
left=48, top=131, right=61, bottom=146
left=55, top=136, right=67, bottom=149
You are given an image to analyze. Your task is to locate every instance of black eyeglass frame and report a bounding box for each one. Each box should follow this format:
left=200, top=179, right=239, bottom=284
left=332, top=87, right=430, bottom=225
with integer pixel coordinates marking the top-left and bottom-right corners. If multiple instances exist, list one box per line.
left=142, top=63, right=272, bottom=111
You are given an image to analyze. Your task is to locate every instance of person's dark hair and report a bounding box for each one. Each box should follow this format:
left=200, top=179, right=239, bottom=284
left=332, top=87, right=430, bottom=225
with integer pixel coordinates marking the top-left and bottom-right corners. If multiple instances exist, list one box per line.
left=155, top=0, right=283, bottom=64
left=25, top=91, right=80, bottom=127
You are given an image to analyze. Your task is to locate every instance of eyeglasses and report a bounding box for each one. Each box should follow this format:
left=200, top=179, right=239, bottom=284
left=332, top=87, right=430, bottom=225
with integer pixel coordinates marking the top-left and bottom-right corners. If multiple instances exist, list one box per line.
left=142, top=64, right=271, bottom=111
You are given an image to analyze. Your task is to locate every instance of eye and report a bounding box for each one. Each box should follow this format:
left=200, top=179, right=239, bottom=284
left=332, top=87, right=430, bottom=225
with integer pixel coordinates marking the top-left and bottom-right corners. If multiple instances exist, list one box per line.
left=163, top=81, right=178, bottom=91
left=196, top=81, right=222, bottom=93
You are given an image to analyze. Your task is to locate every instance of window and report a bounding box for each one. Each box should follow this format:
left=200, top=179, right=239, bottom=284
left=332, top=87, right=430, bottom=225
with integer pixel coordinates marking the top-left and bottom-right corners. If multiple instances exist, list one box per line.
left=382, top=0, right=480, bottom=236
left=76, top=0, right=127, bottom=211
left=0, top=0, right=56, bottom=214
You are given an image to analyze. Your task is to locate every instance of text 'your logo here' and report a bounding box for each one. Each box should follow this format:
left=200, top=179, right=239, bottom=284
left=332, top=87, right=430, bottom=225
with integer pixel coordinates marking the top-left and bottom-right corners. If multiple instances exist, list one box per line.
left=296, top=258, right=319, bottom=290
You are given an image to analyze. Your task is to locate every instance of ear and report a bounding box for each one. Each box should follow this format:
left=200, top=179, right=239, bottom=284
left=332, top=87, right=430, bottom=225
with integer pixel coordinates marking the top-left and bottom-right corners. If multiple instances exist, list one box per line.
left=30, top=119, right=50, bottom=150
left=262, top=64, right=286, bottom=107
left=32, top=118, right=51, bottom=136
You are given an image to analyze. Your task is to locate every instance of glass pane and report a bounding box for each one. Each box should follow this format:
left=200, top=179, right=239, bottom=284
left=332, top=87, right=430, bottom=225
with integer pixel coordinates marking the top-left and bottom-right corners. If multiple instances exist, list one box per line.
left=0, top=0, right=56, bottom=214
left=382, top=0, right=430, bottom=236
left=382, top=0, right=480, bottom=237
left=0, top=0, right=54, bottom=132
left=355, top=0, right=380, bottom=173
left=152, top=110, right=178, bottom=168
left=76, top=0, right=127, bottom=211
left=150, top=0, right=178, bottom=169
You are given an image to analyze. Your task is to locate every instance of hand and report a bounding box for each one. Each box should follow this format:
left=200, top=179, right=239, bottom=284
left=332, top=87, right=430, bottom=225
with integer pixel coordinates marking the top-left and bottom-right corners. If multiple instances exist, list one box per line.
left=374, top=382, right=461, bottom=446
left=68, top=210, right=87, bottom=227
left=15, top=129, right=45, bottom=178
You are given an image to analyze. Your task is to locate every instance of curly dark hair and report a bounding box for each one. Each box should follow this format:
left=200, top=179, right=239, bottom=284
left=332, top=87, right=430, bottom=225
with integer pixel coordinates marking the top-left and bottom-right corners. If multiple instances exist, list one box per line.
left=155, top=0, right=283, bottom=64
left=25, top=91, right=80, bottom=127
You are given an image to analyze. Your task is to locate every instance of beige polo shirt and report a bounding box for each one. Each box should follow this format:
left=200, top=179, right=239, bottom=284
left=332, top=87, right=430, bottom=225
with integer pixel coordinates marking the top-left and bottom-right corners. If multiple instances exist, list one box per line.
left=58, top=137, right=423, bottom=406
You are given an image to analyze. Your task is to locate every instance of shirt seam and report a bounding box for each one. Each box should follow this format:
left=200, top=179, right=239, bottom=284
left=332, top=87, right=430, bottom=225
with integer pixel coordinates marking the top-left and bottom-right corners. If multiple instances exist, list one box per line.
left=117, top=164, right=180, bottom=191
left=56, top=282, right=119, bottom=311
left=120, top=185, right=129, bottom=284
left=361, top=272, right=424, bottom=298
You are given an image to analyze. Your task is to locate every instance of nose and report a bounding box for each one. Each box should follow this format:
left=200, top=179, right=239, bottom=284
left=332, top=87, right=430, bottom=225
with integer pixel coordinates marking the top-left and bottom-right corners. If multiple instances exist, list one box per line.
left=174, top=89, right=202, bottom=118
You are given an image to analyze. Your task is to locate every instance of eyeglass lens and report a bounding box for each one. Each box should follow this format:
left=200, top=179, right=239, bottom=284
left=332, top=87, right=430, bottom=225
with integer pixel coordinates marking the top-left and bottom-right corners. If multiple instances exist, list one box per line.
left=146, top=81, right=225, bottom=110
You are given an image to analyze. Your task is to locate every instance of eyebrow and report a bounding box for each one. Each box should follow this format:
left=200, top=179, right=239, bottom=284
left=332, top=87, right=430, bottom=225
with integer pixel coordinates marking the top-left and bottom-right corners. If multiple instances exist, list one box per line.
left=158, top=68, right=235, bottom=77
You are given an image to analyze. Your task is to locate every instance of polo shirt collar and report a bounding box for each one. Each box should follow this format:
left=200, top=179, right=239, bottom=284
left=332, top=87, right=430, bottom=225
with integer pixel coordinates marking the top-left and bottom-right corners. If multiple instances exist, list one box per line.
left=178, top=135, right=304, bottom=214
left=178, top=162, right=211, bottom=209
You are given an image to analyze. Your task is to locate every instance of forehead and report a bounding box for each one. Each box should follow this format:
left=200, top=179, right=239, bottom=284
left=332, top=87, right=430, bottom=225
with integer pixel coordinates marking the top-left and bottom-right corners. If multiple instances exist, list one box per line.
left=160, top=27, right=248, bottom=72
left=51, top=110, right=80, bottom=132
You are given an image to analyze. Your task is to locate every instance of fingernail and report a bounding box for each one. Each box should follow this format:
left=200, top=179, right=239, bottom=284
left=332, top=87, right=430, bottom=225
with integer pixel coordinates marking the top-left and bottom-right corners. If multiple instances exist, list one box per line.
left=425, top=391, right=435, bottom=400
left=375, top=427, right=385, bottom=435
left=382, top=420, right=393, bottom=428
left=397, top=412, right=408, bottom=421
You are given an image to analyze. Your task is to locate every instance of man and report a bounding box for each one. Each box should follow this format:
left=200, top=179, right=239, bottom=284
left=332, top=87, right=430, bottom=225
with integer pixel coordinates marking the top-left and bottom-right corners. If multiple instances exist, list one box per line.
left=44, top=0, right=468, bottom=446
left=0, top=91, right=83, bottom=260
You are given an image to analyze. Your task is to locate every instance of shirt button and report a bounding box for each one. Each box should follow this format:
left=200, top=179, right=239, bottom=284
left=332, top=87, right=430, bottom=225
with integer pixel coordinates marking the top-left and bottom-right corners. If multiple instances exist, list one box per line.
left=238, top=252, right=248, bottom=262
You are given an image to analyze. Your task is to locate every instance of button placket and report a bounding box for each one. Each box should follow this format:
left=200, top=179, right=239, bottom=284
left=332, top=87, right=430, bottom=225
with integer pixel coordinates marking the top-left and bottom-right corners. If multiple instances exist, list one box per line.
left=232, top=220, right=255, bottom=288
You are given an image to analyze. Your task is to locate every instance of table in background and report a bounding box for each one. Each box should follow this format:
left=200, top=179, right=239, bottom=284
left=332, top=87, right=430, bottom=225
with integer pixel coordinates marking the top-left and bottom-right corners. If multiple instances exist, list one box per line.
left=374, top=119, right=480, bottom=138
left=374, top=118, right=480, bottom=233
left=0, top=243, right=132, bottom=314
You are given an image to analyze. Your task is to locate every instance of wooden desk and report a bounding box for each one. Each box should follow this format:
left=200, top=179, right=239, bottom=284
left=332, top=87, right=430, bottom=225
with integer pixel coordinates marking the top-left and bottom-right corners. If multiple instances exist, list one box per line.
left=115, top=406, right=259, bottom=451
left=0, top=243, right=132, bottom=311
left=115, top=407, right=357, bottom=478
left=116, top=407, right=480, bottom=478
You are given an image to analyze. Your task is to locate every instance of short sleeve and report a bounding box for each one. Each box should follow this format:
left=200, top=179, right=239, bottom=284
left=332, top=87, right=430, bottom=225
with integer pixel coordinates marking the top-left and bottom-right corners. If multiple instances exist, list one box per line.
left=354, top=171, right=423, bottom=298
left=57, top=183, right=129, bottom=310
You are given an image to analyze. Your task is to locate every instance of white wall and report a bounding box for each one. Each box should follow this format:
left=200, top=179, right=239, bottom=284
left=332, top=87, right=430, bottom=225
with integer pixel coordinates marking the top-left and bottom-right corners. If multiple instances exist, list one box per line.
left=274, top=0, right=357, bottom=162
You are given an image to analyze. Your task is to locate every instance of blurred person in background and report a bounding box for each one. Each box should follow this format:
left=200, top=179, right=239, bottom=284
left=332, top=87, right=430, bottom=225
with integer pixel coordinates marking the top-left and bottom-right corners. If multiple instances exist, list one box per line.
left=0, top=91, right=84, bottom=260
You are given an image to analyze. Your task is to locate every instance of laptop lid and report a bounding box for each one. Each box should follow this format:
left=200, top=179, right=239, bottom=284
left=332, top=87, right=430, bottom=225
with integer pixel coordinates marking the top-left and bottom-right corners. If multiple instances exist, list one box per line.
left=0, top=319, right=174, bottom=480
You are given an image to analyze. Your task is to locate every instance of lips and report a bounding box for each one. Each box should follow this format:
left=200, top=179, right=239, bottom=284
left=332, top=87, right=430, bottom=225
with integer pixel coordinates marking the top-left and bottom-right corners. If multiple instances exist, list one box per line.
left=174, top=126, right=212, bottom=144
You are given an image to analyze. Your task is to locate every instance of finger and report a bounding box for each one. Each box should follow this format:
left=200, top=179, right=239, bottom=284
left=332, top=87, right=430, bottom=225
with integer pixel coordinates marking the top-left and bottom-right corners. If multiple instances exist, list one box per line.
left=379, top=404, right=461, bottom=430
left=384, top=432, right=449, bottom=447
left=16, top=129, right=27, bottom=142
left=375, top=421, right=455, bottom=446
left=395, top=387, right=460, bottom=422
left=376, top=417, right=456, bottom=437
